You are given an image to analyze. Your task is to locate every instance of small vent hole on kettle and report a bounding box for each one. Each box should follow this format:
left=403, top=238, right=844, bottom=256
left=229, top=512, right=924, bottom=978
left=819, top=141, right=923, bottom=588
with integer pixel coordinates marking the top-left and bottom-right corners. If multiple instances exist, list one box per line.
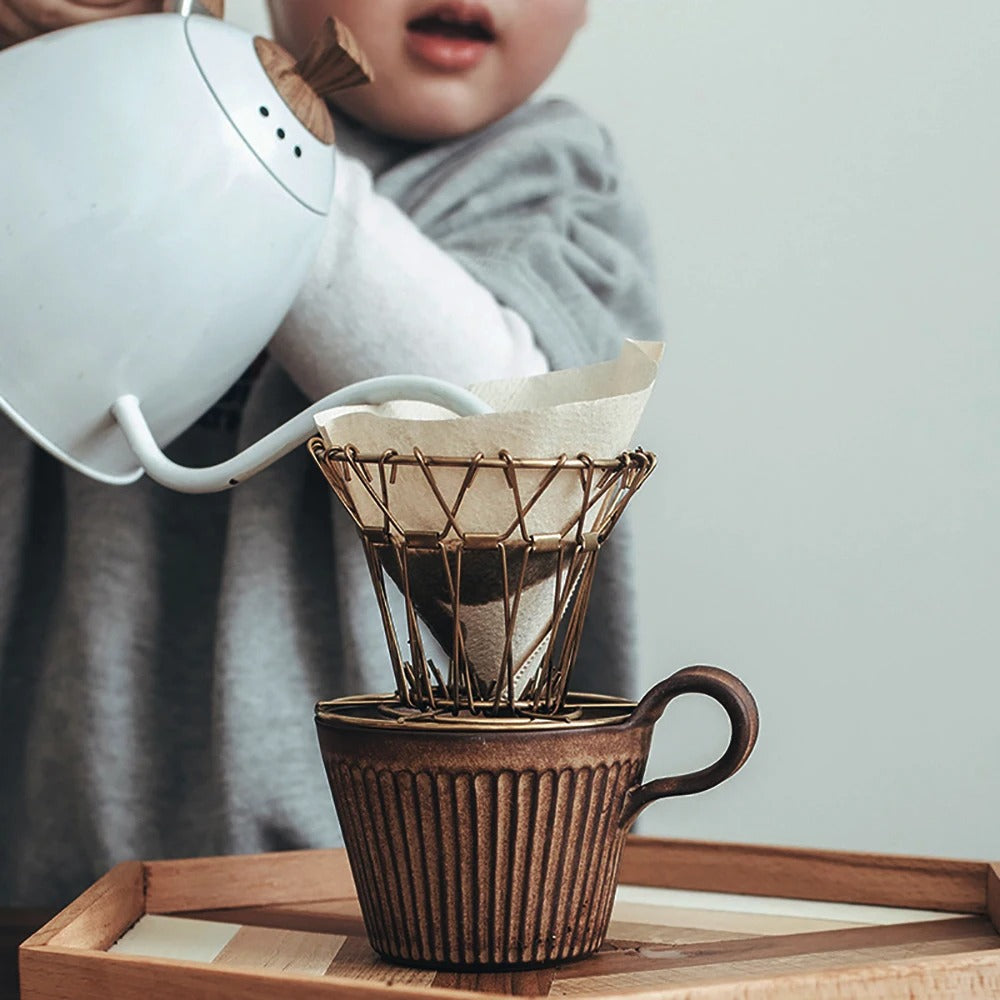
left=276, top=128, right=286, bottom=140
left=259, top=106, right=269, bottom=117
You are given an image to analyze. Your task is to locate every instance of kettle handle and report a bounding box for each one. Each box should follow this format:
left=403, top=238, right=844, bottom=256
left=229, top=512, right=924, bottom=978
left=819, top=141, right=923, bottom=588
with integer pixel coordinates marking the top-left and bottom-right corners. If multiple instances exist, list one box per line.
left=111, top=374, right=492, bottom=494
left=619, top=665, right=759, bottom=830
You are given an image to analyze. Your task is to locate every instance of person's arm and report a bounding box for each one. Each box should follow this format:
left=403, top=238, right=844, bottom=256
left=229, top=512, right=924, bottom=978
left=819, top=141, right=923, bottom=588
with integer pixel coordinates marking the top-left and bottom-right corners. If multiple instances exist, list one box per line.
left=428, top=101, right=664, bottom=372
left=268, top=152, right=549, bottom=401
left=0, top=0, right=159, bottom=48
left=270, top=99, right=662, bottom=398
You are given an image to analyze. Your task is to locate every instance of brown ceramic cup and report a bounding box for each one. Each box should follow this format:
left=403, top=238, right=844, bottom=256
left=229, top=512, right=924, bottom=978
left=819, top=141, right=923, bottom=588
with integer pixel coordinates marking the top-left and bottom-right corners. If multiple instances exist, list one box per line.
left=315, top=664, right=758, bottom=970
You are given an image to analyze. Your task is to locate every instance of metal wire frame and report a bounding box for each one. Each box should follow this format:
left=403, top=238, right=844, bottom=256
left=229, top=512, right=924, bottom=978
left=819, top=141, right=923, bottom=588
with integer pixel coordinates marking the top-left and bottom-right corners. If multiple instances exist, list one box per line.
left=309, top=439, right=655, bottom=719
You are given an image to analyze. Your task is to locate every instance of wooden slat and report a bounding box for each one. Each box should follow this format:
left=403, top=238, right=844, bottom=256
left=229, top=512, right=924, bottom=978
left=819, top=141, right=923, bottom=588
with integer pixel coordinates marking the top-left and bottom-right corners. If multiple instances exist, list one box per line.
left=605, top=921, right=756, bottom=947
left=620, top=837, right=988, bottom=914
left=549, top=951, right=1000, bottom=1000
left=610, top=901, right=862, bottom=937
left=213, top=925, right=345, bottom=975
left=557, top=917, right=996, bottom=982
left=145, top=849, right=354, bottom=914
left=109, top=915, right=241, bottom=964
left=326, top=936, right=436, bottom=987
left=18, top=947, right=492, bottom=1000
left=20, top=862, right=144, bottom=951
left=184, top=898, right=367, bottom=937
left=432, top=965, right=556, bottom=996
left=551, top=938, right=1000, bottom=997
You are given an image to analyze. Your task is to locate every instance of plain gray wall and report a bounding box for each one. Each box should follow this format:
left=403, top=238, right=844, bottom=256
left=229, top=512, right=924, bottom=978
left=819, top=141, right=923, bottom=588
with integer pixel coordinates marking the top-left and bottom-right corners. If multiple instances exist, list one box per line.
left=228, top=1, right=1000, bottom=859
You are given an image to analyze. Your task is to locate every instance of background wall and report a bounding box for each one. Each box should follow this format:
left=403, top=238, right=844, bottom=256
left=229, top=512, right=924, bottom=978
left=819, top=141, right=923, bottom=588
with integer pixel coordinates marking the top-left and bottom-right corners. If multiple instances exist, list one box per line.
left=228, top=1, right=1000, bottom=859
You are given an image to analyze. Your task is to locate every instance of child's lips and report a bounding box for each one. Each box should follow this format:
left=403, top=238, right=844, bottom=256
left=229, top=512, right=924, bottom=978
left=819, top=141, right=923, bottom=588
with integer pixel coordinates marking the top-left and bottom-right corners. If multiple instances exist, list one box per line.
left=405, top=3, right=496, bottom=71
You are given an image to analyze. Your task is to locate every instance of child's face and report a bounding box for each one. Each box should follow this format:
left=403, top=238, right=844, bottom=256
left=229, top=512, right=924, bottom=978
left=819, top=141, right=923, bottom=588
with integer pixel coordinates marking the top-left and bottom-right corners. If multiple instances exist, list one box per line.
left=269, top=1, right=587, bottom=142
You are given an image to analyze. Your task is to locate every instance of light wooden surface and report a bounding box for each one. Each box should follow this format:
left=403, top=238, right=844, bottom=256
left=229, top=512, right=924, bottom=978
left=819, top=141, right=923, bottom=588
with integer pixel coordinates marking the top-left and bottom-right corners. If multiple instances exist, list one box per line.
left=17, top=839, right=1000, bottom=999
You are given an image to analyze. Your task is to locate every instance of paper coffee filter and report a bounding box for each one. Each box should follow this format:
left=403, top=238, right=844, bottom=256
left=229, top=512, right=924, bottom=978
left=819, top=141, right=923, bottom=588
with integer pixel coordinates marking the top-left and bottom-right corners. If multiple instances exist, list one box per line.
left=312, top=339, right=662, bottom=700
left=314, top=340, right=662, bottom=536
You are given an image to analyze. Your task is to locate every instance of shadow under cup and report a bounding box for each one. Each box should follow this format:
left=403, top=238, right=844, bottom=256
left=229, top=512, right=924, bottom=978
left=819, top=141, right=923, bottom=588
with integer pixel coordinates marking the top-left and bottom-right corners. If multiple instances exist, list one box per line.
left=315, top=665, right=759, bottom=971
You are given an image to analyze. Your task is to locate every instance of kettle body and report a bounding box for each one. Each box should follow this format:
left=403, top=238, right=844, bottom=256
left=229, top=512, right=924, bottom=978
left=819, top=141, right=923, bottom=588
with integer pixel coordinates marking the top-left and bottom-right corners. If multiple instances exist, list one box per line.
left=0, top=13, right=334, bottom=484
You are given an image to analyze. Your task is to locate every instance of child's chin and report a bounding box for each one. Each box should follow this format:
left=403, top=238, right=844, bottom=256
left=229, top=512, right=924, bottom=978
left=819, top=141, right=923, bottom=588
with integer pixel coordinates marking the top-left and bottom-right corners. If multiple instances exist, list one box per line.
left=333, top=90, right=508, bottom=143
left=390, top=116, right=499, bottom=143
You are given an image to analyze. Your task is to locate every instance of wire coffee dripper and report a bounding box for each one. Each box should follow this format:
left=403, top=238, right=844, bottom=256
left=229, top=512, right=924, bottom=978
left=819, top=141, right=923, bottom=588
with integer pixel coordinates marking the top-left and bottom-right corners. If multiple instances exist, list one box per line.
left=309, top=440, right=656, bottom=722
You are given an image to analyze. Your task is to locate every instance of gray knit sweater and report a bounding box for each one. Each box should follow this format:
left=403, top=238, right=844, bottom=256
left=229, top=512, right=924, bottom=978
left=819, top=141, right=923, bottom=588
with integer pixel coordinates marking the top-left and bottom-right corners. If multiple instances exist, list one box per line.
left=0, top=98, right=662, bottom=907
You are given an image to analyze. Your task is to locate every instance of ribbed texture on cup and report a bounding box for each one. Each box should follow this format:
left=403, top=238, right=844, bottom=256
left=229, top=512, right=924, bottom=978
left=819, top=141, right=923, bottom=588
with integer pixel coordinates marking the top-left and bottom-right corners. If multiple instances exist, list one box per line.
left=325, top=759, right=643, bottom=968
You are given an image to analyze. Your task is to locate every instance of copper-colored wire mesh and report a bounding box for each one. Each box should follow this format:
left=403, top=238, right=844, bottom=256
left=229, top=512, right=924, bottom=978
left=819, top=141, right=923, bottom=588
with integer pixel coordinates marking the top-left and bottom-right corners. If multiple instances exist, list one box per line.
left=309, top=439, right=655, bottom=719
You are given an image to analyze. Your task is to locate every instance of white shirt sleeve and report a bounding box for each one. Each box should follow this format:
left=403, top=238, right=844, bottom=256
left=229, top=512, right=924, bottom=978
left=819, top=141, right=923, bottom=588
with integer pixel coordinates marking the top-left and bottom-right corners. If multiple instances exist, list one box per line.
left=268, top=150, right=549, bottom=401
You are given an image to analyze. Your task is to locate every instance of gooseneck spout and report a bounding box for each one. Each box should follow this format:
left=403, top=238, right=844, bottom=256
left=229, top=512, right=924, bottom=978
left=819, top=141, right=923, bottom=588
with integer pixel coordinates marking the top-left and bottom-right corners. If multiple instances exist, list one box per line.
left=111, top=375, right=492, bottom=494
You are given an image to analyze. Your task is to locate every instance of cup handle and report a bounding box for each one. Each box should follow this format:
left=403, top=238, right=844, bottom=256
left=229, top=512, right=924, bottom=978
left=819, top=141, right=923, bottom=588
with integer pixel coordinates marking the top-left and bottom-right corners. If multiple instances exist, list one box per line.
left=619, top=665, right=759, bottom=830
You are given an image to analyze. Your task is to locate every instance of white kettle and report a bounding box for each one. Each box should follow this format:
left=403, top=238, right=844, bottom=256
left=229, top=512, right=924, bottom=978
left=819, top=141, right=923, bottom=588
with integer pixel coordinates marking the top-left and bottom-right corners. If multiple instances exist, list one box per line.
left=0, top=3, right=489, bottom=493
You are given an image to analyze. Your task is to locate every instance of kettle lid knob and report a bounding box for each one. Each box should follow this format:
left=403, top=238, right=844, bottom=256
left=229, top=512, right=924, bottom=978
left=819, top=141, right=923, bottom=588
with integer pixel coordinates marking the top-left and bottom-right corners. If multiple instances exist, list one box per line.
left=254, top=18, right=373, bottom=146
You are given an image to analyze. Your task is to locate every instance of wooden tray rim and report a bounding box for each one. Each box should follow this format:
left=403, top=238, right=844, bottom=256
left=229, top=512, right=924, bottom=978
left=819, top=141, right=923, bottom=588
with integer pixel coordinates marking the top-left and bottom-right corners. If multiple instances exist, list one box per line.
left=19, top=836, right=1000, bottom=1000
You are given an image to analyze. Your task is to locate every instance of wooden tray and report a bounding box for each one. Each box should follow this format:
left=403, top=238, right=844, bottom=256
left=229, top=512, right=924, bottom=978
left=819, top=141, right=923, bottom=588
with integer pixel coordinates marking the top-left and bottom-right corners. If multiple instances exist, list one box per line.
left=18, top=836, right=1000, bottom=999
